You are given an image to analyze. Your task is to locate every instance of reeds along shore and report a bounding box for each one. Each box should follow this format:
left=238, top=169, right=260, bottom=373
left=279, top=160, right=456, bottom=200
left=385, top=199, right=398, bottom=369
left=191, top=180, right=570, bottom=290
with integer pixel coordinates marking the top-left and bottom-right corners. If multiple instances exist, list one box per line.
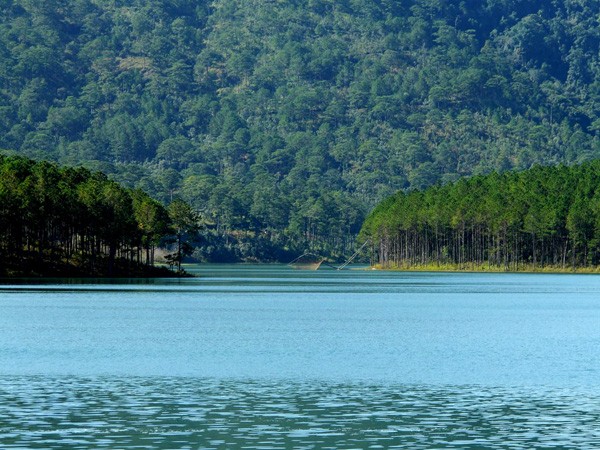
left=370, top=262, right=600, bottom=274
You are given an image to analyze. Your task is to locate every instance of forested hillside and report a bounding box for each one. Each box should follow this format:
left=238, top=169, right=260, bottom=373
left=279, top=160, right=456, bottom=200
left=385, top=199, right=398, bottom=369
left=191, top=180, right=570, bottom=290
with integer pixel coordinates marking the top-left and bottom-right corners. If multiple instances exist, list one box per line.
left=360, top=161, right=600, bottom=271
left=1, top=0, right=599, bottom=259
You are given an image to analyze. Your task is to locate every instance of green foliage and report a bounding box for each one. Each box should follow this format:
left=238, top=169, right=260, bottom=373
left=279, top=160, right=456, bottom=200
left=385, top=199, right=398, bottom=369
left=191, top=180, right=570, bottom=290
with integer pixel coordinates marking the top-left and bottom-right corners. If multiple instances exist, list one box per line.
left=166, top=197, right=199, bottom=272
left=1, top=0, right=600, bottom=258
left=0, top=154, right=173, bottom=276
left=361, top=161, right=600, bottom=270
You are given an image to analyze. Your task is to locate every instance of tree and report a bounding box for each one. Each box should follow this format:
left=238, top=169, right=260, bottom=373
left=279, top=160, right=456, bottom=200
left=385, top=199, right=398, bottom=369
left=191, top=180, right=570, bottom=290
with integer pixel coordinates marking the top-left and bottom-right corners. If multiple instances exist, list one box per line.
left=132, top=189, right=171, bottom=265
left=167, top=198, right=199, bottom=272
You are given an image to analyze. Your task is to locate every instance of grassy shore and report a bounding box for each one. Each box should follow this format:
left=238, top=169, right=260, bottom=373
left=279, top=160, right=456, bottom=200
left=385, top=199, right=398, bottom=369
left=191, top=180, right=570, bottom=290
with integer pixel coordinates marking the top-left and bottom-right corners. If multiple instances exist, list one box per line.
left=372, top=262, right=600, bottom=274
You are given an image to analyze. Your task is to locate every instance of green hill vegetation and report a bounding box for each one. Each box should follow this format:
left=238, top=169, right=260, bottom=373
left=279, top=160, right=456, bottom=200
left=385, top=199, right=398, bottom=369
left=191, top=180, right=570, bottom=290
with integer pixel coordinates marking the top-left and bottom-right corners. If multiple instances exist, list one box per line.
left=0, top=155, right=189, bottom=277
left=1, top=0, right=599, bottom=259
left=360, top=161, right=600, bottom=271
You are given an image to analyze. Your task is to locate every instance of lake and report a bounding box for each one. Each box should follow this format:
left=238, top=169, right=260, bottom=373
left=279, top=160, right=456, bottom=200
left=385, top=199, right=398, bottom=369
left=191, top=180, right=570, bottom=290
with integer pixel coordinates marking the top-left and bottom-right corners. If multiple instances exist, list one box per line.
left=1, top=265, right=599, bottom=448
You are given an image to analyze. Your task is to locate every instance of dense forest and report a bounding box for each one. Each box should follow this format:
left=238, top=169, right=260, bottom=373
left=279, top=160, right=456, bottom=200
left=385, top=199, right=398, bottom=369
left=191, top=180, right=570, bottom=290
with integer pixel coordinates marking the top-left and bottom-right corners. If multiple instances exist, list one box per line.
left=0, top=155, right=189, bottom=277
left=360, top=161, right=600, bottom=270
left=1, top=0, right=599, bottom=259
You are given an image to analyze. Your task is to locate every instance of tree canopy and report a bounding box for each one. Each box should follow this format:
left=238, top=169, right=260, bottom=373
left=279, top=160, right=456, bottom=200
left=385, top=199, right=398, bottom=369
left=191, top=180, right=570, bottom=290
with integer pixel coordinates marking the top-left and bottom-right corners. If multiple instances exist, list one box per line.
left=361, top=161, right=600, bottom=270
left=0, top=154, right=176, bottom=276
left=1, top=0, right=599, bottom=258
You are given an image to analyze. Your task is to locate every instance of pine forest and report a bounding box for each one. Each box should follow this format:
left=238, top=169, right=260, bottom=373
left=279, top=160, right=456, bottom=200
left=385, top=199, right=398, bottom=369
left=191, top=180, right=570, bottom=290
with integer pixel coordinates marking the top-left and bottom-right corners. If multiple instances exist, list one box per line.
left=1, top=0, right=600, bottom=260
left=361, top=161, right=600, bottom=271
left=0, top=155, right=195, bottom=276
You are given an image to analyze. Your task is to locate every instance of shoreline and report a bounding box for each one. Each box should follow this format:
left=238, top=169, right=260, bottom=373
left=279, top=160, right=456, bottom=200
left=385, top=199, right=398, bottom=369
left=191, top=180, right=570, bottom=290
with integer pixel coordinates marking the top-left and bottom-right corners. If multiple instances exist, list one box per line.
left=0, top=256, right=186, bottom=279
left=369, top=263, right=600, bottom=274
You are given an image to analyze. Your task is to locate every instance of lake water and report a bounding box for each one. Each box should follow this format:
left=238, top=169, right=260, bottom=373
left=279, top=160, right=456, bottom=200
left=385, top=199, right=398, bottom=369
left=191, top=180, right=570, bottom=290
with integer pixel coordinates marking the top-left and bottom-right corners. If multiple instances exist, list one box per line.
left=1, top=265, right=599, bottom=448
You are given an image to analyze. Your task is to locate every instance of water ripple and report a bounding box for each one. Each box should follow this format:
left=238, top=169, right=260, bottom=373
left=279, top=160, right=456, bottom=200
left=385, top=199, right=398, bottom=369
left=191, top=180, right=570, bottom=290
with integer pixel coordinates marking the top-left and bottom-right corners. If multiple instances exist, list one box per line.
left=1, top=376, right=599, bottom=449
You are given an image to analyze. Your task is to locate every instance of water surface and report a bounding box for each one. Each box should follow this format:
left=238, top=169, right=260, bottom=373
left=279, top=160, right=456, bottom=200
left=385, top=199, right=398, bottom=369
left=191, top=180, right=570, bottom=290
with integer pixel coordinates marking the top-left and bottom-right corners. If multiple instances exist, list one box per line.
left=1, top=266, right=599, bottom=448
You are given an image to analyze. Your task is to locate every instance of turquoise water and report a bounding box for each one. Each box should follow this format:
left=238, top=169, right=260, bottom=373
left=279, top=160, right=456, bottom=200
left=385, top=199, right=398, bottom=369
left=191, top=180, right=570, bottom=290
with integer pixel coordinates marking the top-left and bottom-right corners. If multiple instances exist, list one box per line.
left=1, top=265, right=600, bottom=448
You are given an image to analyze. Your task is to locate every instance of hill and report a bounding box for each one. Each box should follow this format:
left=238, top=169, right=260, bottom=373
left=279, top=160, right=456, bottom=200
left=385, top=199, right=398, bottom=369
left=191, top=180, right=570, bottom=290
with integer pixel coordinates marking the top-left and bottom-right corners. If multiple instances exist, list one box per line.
left=1, top=0, right=599, bottom=259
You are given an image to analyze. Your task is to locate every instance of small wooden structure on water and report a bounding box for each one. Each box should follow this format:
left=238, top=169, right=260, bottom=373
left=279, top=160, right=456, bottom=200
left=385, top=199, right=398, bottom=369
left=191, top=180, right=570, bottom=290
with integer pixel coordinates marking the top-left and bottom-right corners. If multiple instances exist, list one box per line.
left=287, top=253, right=327, bottom=270
left=287, top=240, right=370, bottom=271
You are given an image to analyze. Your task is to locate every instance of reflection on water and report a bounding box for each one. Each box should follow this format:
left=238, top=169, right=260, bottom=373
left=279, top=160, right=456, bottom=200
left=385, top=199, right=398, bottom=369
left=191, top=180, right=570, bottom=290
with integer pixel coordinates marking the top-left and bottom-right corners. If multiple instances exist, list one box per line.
left=3, top=264, right=600, bottom=295
left=1, top=376, right=599, bottom=449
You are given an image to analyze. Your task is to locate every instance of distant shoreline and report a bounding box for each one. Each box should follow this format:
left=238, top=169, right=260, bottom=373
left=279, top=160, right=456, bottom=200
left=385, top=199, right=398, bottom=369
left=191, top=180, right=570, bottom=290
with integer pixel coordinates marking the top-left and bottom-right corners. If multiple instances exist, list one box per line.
left=370, top=263, right=600, bottom=274
left=0, top=256, right=186, bottom=279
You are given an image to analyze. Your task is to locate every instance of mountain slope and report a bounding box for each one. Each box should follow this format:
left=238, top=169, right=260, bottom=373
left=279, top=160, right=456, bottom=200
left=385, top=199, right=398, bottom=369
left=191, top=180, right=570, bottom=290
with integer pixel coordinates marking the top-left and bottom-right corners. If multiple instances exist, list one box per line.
left=1, top=0, right=599, bottom=258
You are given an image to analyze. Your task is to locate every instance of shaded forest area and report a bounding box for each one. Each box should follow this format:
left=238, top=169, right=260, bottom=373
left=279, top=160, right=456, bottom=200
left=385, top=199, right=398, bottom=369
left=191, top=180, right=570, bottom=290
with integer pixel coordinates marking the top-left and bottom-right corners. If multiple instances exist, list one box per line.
left=1, top=0, right=599, bottom=259
left=0, top=155, right=188, bottom=277
left=361, top=161, right=600, bottom=271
